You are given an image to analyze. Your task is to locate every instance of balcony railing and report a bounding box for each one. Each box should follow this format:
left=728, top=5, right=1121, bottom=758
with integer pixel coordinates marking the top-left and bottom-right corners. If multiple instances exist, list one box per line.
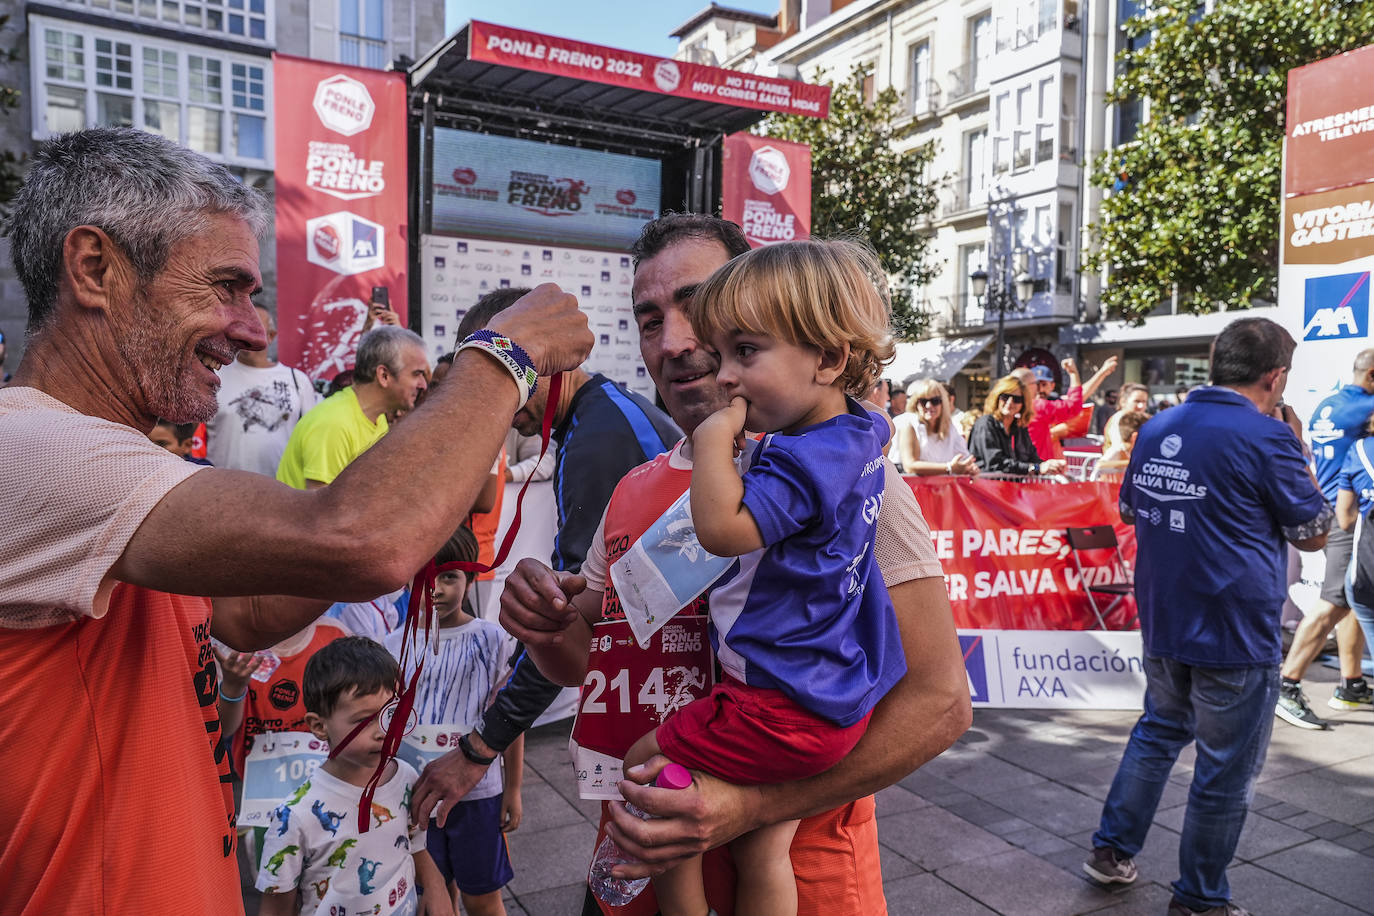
left=942, top=181, right=989, bottom=218
left=902, top=80, right=943, bottom=119
left=945, top=61, right=988, bottom=104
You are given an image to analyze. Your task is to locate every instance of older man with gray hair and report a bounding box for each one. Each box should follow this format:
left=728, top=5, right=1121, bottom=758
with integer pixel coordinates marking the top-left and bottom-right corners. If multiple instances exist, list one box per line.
left=276, top=324, right=429, bottom=489
left=0, top=127, right=591, bottom=913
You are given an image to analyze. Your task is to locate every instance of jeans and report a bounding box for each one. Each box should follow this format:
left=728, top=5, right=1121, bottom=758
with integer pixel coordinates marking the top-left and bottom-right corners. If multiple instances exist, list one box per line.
left=1092, top=655, right=1279, bottom=910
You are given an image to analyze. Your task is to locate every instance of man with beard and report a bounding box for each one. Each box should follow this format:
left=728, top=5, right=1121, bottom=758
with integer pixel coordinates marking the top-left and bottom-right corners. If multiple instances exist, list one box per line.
left=0, top=128, right=591, bottom=915
left=276, top=325, right=430, bottom=489
left=414, top=215, right=971, bottom=914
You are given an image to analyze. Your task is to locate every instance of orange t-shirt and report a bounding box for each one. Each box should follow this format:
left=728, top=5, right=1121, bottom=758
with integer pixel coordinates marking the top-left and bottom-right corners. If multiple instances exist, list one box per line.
left=0, top=586, right=240, bottom=914
left=0, top=388, right=240, bottom=914
left=469, top=447, right=506, bottom=581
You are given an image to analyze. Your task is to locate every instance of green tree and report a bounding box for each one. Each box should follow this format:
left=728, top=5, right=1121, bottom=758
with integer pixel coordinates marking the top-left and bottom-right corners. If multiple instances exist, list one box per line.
left=760, top=64, right=939, bottom=340
left=1084, top=0, right=1374, bottom=323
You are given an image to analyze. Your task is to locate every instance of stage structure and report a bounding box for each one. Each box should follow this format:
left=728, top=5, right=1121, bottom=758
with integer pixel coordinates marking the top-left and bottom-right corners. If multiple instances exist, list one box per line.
left=406, top=21, right=828, bottom=394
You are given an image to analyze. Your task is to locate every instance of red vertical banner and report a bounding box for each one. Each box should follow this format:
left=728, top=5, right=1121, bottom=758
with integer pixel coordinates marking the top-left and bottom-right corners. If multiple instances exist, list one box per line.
left=721, top=133, right=811, bottom=248
left=273, top=54, right=408, bottom=382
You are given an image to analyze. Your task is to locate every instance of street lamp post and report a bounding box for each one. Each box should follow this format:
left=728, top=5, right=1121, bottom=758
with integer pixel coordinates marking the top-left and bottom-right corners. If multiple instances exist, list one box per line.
left=969, top=253, right=1035, bottom=378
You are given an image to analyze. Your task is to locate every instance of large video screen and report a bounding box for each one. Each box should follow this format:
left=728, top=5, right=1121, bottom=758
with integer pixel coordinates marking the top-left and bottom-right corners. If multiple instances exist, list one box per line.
left=431, top=129, right=661, bottom=250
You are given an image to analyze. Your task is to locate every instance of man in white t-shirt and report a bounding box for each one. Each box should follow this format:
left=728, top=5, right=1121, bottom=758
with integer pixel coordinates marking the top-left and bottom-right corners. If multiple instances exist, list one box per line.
left=207, top=303, right=320, bottom=474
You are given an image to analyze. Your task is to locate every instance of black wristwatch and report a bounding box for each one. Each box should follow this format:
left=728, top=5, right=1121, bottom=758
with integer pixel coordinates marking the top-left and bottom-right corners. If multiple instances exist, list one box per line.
left=458, top=732, right=497, bottom=766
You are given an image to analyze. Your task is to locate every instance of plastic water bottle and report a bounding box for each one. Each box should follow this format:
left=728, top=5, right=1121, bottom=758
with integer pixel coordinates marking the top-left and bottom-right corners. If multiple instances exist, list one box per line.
left=587, top=763, right=693, bottom=905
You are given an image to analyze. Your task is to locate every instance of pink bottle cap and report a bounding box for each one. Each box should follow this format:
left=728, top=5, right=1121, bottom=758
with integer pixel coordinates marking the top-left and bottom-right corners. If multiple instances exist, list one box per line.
left=655, top=763, right=693, bottom=791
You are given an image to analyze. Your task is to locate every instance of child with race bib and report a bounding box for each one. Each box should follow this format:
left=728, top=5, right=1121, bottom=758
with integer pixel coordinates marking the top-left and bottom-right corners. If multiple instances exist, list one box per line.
left=385, top=526, right=524, bottom=916
left=256, top=637, right=452, bottom=916
left=622, top=238, right=907, bottom=916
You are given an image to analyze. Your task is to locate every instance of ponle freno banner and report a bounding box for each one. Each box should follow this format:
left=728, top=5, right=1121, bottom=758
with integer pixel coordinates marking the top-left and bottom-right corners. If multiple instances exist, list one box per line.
left=273, top=54, right=408, bottom=382
left=907, top=477, right=1137, bottom=631
left=467, top=21, right=830, bottom=119
left=721, top=133, right=811, bottom=248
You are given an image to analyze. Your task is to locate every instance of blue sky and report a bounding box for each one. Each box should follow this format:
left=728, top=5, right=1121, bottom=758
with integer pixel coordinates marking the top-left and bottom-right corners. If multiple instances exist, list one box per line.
left=443, top=0, right=780, bottom=57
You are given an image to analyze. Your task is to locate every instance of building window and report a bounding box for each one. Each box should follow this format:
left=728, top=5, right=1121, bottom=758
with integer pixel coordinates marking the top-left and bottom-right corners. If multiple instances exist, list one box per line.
left=960, top=243, right=987, bottom=324
left=340, top=0, right=387, bottom=69
left=964, top=128, right=988, bottom=208
left=1057, top=202, right=1075, bottom=293
left=231, top=62, right=266, bottom=159
left=95, top=38, right=133, bottom=90
left=52, top=0, right=271, bottom=44
left=909, top=40, right=932, bottom=116
left=1061, top=72, right=1079, bottom=160
left=969, top=13, right=990, bottom=91
left=31, top=17, right=270, bottom=167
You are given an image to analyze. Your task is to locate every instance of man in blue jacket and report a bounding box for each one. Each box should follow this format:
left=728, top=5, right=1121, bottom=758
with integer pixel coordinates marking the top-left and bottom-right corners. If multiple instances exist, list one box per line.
left=1082, top=318, right=1332, bottom=916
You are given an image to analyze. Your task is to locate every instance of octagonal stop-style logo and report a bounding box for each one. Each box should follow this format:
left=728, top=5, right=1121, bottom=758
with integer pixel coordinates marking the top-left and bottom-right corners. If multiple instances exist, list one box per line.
left=312, top=75, right=376, bottom=136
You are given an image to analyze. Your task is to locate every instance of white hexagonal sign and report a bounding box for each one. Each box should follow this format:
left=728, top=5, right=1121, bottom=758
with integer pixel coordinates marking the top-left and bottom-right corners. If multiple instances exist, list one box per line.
left=305, top=211, right=385, bottom=276
left=312, top=75, right=376, bottom=137
left=748, top=146, right=791, bottom=195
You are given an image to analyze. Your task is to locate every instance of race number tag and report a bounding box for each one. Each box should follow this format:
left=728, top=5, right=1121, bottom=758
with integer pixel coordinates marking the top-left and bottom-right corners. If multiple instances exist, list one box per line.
left=239, top=731, right=329, bottom=828
left=610, top=490, right=734, bottom=647
left=397, top=725, right=503, bottom=802
left=568, top=617, right=713, bottom=800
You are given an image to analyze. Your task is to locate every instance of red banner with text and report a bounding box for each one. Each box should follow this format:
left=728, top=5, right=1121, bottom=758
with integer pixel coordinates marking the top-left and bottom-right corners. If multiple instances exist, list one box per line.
left=722, top=133, right=811, bottom=248
left=468, top=21, right=829, bottom=119
left=907, top=477, right=1138, bottom=631
left=273, top=54, right=408, bottom=382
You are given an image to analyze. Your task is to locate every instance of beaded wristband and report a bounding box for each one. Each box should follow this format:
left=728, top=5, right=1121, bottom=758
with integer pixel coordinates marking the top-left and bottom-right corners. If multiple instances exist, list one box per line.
left=457, top=329, right=539, bottom=406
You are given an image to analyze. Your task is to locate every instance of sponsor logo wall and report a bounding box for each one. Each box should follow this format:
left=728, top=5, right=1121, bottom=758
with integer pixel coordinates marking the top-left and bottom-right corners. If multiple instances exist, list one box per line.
left=431, top=129, right=662, bottom=251
left=721, top=132, right=812, bottom=249
left=274, top=55, right=408, bottom=382
left=1280, top=45, right=1374, bottom=422
left=420, top=234, right=654, bottom=401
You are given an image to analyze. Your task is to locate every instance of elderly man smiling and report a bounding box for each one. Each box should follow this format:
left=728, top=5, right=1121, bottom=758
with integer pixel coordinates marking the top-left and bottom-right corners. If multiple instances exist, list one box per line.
left=0, top=128, right=591, bottom=915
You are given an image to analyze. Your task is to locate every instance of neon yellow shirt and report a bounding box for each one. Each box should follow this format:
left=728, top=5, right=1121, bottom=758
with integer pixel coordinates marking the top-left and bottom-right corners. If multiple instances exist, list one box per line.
left=275, top=387, right=387, bottom=489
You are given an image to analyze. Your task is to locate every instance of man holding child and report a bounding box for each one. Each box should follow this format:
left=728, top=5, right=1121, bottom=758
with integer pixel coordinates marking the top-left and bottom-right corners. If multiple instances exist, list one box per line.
left=448, top=215, right=972, bottom=913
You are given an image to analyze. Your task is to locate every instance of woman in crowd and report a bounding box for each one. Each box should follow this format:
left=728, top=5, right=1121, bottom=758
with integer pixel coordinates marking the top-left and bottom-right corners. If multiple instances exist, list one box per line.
left=896, top=379, right=978, bottom=476
left=1102, top=382, right=1151, bottom=453
left=968, top=375, right=1067, bottom=477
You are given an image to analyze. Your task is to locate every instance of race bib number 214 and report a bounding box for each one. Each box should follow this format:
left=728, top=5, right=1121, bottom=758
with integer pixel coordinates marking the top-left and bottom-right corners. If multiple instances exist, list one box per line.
left=568, top=617, right=712, bottom=800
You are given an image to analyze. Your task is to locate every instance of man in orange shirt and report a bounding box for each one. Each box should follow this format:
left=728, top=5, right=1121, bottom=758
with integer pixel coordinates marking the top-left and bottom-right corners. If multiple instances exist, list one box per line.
left=0, top=128, right=591, bottom=915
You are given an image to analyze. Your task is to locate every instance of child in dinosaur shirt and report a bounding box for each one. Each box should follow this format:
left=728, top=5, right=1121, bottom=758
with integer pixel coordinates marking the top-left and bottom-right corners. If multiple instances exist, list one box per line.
left=256, top=637, right=452, bottom=916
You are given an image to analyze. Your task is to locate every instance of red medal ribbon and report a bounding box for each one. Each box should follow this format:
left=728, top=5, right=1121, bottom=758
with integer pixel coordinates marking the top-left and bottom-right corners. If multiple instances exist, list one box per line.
left=331, top=373, right=564, bottom=832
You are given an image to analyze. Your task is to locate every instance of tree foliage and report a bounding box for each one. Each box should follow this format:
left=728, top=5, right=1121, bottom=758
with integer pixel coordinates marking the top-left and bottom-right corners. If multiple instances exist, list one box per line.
left=759, top=64, right=939, bottom=340
left=1084, top=0, right=1374, bottom=323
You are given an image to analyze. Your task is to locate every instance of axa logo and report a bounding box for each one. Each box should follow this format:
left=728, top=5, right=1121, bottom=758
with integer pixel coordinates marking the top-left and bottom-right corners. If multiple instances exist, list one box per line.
left=1304, top=271, right=1370, bottom=341
left=959, top=634, right=989, bottom=703
left=305, top=211, right=384, bottom=276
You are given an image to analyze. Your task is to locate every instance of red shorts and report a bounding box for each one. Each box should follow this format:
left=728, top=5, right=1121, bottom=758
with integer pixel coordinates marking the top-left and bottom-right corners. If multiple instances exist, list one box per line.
left=656, top=677, right=871, bottom=784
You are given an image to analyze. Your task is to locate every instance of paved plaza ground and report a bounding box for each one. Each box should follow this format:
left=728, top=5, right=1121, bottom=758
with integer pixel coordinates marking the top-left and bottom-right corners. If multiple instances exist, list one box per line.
left=493, top=663, right=1374, bottom=916
left=240, top=663, right=1374, bottom=914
